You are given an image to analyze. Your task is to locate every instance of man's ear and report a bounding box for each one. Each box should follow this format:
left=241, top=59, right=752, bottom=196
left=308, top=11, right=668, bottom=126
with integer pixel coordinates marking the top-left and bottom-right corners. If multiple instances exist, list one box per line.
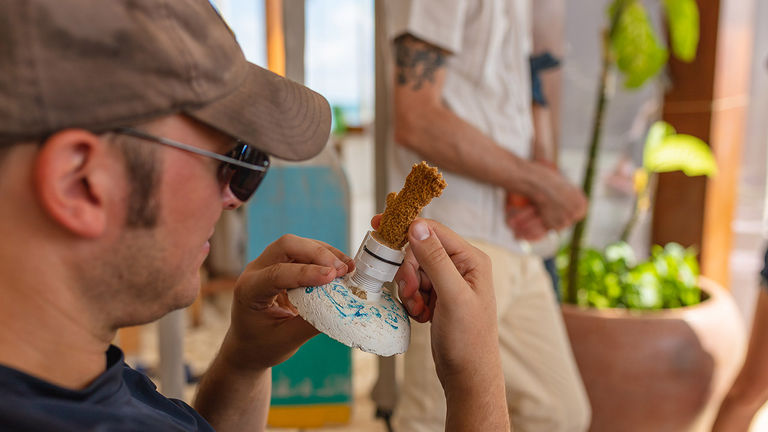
left=33, top=129, right=118, bottom=238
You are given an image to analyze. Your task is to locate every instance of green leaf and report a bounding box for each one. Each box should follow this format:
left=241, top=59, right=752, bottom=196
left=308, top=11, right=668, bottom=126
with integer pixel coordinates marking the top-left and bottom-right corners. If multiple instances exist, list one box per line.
left=643, top=121, right=676, bottom=156
left=680, top=287, right=701, bottom=306
left=644, top=134, right=718, bottom=177
left=662, top=0, right=700, bottom=62
left=604, top=273, right=623, bottom=300
left=588, top=291, right=612, bottom=309
left=605, top=242, right=636, bottom=265
left=610, top=1, right=669, bottom=88
left=663, top=242, right=687, bottom=260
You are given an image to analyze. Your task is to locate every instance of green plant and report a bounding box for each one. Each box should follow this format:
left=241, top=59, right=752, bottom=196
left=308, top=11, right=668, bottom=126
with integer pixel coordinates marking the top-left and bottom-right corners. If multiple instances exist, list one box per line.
left=560, top=119, right=717, bottom=309
left=564, top=0, right=705, bottom=305
left=558, top=242, right=703, bottom=309
left=619, top=120, right=717, bottom=242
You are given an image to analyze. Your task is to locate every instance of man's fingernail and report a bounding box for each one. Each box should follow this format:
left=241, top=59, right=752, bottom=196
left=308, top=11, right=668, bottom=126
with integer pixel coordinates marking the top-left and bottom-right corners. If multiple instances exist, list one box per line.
left=405, top=299, right=416, bottom=313
left=412, top=221, right=430, bottom=241
left=334, top=259, right=346, bottom=271
left=324, top=267, right=335, bottom=276
left=397, top=279, right=406, bottom=294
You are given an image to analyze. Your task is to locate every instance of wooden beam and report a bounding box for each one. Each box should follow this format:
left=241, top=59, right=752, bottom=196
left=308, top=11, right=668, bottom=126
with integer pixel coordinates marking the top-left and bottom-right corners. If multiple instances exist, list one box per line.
left=282, top=0, right=305, bottom=84
left=374, top=0, right=389, bottom=212
left=266, top=0, right=285, bottom=76
left=653, top=0, right=755, bottom=288
left=701, top=0, right=754, bottom=287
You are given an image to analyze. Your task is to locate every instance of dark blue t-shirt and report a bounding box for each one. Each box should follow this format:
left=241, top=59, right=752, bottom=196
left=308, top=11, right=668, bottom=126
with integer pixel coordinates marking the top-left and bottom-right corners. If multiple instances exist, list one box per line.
left=761, top=247, right=768, bottom=287
left=0, top=345, right=215, bottom=431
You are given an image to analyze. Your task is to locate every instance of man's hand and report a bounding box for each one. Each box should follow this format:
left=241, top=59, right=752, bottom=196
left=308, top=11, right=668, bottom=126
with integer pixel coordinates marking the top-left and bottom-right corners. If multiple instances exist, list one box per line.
left=505, top=204, right=549, bottom=241
left=194, top=235, right=354, bottom=431
left=372, top=216, right=509, bottom=431
left=505, top=192, right=548, bottom=242
left=505, top=160, right=576, bottom=241
left=406, top=220, right=497, bottom=380
left=526, top=163, right=587, bottom=231
left=373, top=215, right=497, bottom=361
left=220, top=234, right=354, bottom=371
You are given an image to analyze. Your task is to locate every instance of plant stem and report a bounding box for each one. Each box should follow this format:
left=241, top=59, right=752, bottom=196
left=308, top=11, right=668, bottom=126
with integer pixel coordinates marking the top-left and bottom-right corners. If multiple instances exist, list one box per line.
left=619, top=199, right=640, bottom=243
left=565, top=33, right=612, bottom=304
left=619, top=177, right=649, bottom=243
left=564, top=0, right=630, bottom=304
left=620, top=169, right=653, bottom=243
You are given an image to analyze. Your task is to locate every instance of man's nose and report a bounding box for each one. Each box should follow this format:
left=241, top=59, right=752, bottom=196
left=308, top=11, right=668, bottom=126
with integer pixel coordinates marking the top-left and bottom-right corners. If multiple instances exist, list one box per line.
left=221, top=185, right=244, bottom=210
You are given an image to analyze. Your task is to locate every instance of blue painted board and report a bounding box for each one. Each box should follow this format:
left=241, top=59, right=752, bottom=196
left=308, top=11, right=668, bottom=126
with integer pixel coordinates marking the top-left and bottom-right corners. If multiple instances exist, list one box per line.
left=246, top=166, right=349, bottom=253
left=246, top=164, right=352, bottom=409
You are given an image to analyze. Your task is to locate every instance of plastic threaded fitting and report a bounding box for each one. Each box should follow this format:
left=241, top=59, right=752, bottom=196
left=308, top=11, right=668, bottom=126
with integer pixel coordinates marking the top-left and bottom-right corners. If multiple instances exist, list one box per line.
left=350, top=231, right=405, bottom=302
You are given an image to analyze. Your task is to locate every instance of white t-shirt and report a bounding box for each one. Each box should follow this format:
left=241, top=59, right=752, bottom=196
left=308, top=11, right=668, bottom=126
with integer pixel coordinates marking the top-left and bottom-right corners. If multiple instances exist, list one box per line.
left=382, top=0, right=534, bottom=251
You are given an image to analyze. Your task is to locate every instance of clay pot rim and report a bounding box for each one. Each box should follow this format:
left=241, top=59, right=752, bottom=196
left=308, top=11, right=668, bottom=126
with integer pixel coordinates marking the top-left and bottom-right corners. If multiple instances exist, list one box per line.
left=560, top=276, right=726, bottom=320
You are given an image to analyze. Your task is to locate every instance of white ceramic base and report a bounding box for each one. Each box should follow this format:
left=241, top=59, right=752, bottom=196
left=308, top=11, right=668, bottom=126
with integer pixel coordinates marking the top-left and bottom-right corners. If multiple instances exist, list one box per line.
left=288, top=277, right=411, bottom=356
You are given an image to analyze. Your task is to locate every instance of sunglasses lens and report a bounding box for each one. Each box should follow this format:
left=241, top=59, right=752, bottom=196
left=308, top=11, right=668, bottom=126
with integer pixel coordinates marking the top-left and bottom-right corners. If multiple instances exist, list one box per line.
left=224, top=144, right=270, bottom=201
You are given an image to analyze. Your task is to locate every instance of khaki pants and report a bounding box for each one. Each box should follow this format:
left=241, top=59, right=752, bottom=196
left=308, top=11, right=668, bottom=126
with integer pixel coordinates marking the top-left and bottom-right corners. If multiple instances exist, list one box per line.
left=393, top=239, right=591, bottom=432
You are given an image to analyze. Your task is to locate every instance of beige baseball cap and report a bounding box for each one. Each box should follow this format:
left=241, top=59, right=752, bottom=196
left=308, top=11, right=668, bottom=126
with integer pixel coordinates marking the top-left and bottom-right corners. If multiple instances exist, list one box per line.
left=0, top=0, right=331, bottom=161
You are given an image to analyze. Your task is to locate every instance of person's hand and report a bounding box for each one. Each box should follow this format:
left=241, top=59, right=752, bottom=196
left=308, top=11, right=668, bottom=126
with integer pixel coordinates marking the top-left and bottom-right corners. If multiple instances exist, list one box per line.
left=527, top=163, right=587, bottom=231
left=218, top=234, right=354, bottom=371
left=505, top=194, right=548, bottom=241
left=371, top=215, right=499, bottom=385
left=370, top=216, right=508, bottom=429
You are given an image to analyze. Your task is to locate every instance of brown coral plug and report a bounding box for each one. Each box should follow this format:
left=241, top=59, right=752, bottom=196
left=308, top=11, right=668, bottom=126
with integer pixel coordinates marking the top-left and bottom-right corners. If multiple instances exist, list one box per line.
left=376, top=161, right=446, bottom=249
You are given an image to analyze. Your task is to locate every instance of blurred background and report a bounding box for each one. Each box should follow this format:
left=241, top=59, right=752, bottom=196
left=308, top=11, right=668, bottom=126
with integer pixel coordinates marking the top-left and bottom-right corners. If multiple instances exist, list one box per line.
left=116, top=0, right=768, bottom=430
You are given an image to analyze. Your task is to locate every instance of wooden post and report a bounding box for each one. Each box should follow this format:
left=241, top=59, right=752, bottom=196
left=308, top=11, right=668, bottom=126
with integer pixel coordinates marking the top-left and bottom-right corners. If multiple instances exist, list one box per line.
left=283, top=0, right=305, bottom=84
left=266, top=0, right=285, bottom=76
left=374, top=0, right=390, bottom=213
left=653, top=0, right=755, bottom=288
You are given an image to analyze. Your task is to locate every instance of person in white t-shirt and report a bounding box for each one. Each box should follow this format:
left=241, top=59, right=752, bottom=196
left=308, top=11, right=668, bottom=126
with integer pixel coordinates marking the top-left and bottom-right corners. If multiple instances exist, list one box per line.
left=379, top=1, right=592, bottom=431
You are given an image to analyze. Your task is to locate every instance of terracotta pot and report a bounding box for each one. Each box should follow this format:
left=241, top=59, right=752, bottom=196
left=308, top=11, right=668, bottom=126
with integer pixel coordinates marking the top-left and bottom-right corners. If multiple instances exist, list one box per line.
left=562, top=277, right=747, bottom=432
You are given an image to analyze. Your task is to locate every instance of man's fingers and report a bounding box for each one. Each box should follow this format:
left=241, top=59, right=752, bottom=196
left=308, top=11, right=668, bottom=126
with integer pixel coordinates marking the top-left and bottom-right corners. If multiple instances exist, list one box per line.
left=395, top=256, right=421, bottom=299
left=509, top=213, right=548, bottom=241
left=506, top=206, right=538, bottom=228
left=371, top=214, right=383, bottom=230
left=311, top=238, right=355, bottom=273
left=376, top=216, right=469, bottom=259
left=411, top=218, right=474, bottom=259
left=236, top=262, right=336, bottom=307
left=271, top=309, right=320, bottom=342
left=253, top=234, right=353, bottom=277
left=543, top=210, right=568, bottom=231
left=518, top=225, right=548, bottom=241
left=506, top=205, right=536, bottom=221
left=395, top=254, right=428, bottom=321
left=407, top=220, right=467, bottom=299
left=252, top=316, right=320, bottom=365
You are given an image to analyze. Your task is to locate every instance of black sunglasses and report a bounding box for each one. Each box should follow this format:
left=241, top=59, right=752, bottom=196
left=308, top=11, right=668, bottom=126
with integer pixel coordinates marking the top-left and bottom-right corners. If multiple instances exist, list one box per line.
left=114, top=127, right=270, bottom=201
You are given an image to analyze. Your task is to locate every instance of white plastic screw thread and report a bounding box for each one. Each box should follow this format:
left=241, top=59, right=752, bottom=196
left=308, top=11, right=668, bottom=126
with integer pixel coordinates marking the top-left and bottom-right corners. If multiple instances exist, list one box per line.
left=349, top=231, right=404, bottom=303
left=350, top=270, right=383, bottom=301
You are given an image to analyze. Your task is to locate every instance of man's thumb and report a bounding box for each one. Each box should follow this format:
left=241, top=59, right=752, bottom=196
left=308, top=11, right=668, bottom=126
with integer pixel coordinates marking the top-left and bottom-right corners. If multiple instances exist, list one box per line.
left=408, top=221, right=463, bottom=297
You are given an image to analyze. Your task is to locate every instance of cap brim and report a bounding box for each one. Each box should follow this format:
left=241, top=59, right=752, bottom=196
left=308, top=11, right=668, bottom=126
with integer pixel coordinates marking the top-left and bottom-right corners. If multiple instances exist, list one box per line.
left=186, top=63, right=331, bottom=161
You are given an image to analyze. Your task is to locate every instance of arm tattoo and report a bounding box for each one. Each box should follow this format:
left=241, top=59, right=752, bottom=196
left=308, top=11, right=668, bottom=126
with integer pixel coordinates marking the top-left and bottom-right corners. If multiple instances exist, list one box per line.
left=394, top=34, right=447, bottom=90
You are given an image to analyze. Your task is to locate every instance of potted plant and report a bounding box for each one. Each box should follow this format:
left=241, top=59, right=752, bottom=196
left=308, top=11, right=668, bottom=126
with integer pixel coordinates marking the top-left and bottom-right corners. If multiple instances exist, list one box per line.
left=559, top=1, right=747, bottom=430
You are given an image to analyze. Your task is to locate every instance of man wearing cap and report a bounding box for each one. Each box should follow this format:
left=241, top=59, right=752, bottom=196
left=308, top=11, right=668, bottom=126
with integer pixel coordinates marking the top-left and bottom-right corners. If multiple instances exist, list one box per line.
left=0, top=0, right=509, bottom=431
